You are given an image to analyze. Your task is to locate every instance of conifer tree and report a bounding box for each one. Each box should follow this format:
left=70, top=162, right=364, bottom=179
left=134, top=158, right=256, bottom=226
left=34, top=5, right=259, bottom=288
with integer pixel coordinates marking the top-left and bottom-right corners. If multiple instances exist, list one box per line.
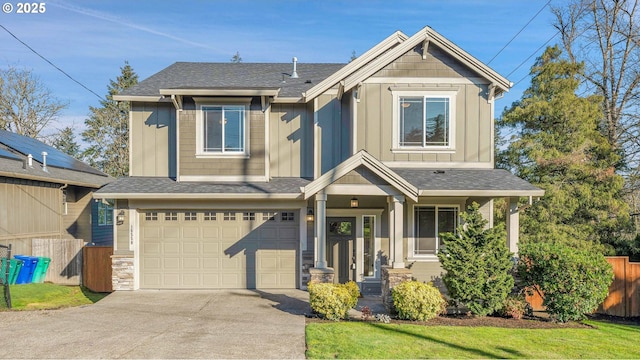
left=497, top=46, right=630, bottom=252
left=438, top=202, right=514, bottom=316
left=82, top=61, right=138, bottom=177
left=51, top=126, right=80, bottom=158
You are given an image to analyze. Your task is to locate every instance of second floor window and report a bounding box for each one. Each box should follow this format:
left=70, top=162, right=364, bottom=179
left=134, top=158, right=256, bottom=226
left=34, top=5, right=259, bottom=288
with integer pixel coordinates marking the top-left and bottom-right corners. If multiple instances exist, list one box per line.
left=400, top=96, right=450, bottom=148
left=202, top=105, right=245, bottom=154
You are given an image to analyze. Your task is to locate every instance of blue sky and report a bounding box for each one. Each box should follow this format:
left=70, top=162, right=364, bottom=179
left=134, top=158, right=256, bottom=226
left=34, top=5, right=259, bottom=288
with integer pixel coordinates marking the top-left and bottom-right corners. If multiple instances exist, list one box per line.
left=0, top=0, right=559, bottom=140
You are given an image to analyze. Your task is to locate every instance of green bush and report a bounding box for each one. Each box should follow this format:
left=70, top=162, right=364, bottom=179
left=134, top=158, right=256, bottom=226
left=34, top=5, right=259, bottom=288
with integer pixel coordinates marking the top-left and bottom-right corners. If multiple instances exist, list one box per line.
left=438, top=202, right=515, bottom=316
left=341, top=281, right=360, bottom=309
left=518, top=240, right=613, bottom=323
left=308, top=282, right=359, bottom=321
left=497, top=295, right=528, bottom=320
left=391, top=281, right=446, bottom=321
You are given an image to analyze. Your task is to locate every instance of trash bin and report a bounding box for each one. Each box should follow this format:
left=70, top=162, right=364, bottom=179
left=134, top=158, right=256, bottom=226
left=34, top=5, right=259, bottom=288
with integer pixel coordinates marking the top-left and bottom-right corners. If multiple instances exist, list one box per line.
left=1, top=258, right=23, bottom=285
left=14, top=255, right=39, bottom=284
left=31, top=257, right=51, bottom=283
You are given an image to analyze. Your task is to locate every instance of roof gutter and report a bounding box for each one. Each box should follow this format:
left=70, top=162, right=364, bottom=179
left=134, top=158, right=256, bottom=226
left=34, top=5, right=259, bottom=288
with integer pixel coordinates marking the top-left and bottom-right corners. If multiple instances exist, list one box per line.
left=92, top=192, right=304, bottom=200
left=0, top=170, right=104, bottom=189
left=159, top=88, right=280, bottom=97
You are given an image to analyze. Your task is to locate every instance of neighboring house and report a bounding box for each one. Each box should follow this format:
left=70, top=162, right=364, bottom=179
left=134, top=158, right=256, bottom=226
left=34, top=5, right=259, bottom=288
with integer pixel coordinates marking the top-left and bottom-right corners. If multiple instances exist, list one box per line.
left=98, top=26, right=543, bottom=292
left=0, top=130, right=113, bottom=256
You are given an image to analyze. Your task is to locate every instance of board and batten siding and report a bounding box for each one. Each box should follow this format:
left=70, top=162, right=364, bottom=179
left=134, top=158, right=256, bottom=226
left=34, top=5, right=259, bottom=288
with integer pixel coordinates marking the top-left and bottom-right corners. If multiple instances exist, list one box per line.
left=114, top=200, right=131, bottom=256
left=316, top=94, right=351, bottom=174
left=178, top=99, right=266, bottom=177
left=357, top=44, right=493, bottom=165
left=269, top=102, right=314, bottom=178
left=0, top=178, right=62, bottom=252
left=130, top=102, right=176, bottom=177
left=63, top=186, right=92, bottom=242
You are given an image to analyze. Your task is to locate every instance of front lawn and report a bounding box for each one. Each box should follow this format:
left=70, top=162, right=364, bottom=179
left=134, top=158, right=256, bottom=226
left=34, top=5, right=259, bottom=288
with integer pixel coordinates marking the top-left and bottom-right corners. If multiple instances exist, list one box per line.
left=0, top=283, right=108, bottom=310
left=306, top=320, right=640, bottom=358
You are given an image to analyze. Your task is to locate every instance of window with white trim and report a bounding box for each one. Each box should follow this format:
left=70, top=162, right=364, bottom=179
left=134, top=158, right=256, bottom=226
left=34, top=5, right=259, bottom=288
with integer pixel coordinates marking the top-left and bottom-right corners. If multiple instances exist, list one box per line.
left=198, top=105, right=246, bottom=154
left=414, top=206, right=458, bottom=256
left=393, top=91, right=456, bottom=151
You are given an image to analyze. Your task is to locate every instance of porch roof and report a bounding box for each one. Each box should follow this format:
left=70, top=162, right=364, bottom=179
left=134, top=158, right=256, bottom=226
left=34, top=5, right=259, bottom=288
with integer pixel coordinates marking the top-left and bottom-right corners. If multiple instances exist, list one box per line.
left=392, top=168, right=545, bottom=197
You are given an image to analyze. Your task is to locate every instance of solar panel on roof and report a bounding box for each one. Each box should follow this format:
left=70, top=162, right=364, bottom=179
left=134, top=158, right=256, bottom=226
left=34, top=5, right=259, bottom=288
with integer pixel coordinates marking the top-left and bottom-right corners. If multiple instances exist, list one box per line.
left=0, top=130, right=106, bottom=176
left=0, top=147, right=21, bottom=161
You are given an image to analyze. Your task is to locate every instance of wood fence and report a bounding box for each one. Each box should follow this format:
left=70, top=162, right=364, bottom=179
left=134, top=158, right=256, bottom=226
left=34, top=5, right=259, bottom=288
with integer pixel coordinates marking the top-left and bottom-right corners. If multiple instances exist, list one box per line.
left=82, top=246, right=113, bottom=293
left=31, top=238, right=86, bottom=285
left=525, top=256, right=640, bottom=317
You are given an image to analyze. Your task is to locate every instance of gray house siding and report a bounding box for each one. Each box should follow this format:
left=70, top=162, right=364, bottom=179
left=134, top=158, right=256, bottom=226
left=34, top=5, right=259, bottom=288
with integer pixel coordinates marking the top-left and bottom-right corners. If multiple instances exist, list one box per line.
left=130, top=102, right=176, bottom=177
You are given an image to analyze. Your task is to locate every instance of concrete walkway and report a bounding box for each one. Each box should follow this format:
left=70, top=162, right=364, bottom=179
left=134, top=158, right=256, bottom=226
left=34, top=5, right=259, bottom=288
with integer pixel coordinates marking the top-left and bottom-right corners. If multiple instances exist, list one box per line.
left=0, top=290, right=309, bottom=359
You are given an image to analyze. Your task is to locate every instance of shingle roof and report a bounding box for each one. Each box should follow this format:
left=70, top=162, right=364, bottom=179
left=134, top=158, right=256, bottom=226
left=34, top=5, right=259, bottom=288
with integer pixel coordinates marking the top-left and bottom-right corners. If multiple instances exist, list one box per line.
left=392, top=168, right=543, bottom=194
left=0, top=130, right=111, bottom=188
left=94, top=176, right=311, bottom=198
left=120, top=62, right=346, bottom=98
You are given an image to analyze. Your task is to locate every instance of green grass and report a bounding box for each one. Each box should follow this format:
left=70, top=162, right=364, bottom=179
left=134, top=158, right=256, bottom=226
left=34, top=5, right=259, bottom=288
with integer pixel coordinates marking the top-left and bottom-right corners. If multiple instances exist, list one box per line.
left=306, top=321, right=640, bottom=358
left=0, top=283, right=108, bottom=311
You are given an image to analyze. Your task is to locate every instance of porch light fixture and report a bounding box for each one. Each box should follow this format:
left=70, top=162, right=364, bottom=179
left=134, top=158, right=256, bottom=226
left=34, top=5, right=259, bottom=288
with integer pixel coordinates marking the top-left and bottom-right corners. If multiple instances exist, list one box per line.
left=350, top=197, right=359, bottom=208
left=306, top=209, right=314, bottom=222
left=116, top=210, right=125, bottom=225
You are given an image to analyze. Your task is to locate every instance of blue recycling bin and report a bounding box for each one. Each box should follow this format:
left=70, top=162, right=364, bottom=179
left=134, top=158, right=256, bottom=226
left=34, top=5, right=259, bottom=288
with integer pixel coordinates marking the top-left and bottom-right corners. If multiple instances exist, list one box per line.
left=14, top=255, right=39, bottom=284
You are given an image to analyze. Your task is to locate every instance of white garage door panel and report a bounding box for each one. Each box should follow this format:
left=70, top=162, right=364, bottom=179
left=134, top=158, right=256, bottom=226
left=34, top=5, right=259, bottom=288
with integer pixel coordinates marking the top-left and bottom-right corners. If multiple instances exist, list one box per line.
left=140, top=210, right=299, bottom=289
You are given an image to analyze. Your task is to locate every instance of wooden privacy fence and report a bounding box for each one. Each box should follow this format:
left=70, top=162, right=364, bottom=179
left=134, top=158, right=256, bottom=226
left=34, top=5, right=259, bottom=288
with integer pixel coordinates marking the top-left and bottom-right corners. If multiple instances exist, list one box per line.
left=32, top=238, right=86, bottom=285
left=526, top=256, right=640, bottom=317
left=82, top=246, right=113, bottom=293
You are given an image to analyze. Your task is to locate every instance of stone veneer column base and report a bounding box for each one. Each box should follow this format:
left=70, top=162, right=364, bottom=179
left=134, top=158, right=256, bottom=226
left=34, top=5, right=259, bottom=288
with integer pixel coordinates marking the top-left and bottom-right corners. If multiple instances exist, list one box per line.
left=308, top=267, right=335, bottom=285
left=111, top=255, right=134, bottom=291
left=381, top=266, right=413, bottom=313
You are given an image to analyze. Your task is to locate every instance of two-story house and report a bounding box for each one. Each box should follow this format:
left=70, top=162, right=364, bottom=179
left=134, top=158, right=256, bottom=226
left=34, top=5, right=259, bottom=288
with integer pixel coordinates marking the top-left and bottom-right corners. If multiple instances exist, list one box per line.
left=96, top=26, right=543, bottom=292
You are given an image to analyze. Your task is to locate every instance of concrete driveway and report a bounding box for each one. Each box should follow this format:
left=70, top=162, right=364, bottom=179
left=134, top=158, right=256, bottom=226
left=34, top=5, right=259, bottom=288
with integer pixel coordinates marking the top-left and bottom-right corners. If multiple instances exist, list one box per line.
left=0, top=289, right=310, bottom=359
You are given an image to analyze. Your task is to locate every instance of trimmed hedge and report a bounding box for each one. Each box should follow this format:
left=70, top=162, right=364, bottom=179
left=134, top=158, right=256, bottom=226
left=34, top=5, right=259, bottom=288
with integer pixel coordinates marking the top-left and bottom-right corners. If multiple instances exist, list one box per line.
left=392, top=281, right=446, bottom=321
left=308, top=281, right=360, bottom=321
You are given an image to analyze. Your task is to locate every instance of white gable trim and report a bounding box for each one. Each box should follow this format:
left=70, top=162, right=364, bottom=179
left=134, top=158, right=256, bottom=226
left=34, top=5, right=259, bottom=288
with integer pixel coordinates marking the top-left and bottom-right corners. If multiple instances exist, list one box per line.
left=303, top=150, right=419, bottom=202
left=303, top=31, right=409, bottom=101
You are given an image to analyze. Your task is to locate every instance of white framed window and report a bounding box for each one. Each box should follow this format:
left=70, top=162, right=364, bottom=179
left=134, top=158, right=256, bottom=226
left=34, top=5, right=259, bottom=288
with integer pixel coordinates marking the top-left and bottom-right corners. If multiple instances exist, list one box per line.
left=195, top=99, right=250, bottom=158
left=204, top=212, right=216, bottom=221
left=362, top=215, right=376, bottom=278
left=223, top=212, right=236, bottom=221
left=392, top=90, right=457, bottom=151
left=243, top=212, right=256, bottom=221
left=412, top=205, right=459, bottom=257
left=97, top=202, right=113, bottom=226
left=165, top=212, right=178, bottom=221
left=184, top=212, right=197, bottom=221
left=145, top=212, right=158, bottom=221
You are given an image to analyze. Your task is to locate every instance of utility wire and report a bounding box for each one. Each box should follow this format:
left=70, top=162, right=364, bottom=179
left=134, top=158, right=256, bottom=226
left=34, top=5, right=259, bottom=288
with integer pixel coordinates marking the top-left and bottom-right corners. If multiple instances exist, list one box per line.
left=487, top=0, right=553, bottom=65
left=0, top=24, right=104, bottom=101
left=508, top=30, right=560, bottom=82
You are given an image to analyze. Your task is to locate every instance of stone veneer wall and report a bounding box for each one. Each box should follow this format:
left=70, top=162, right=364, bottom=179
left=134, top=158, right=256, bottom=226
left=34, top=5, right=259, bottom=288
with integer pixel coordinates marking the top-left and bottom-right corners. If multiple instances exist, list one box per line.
left=309, top=267, right=335, bottom=284
left=111, top=255, right=134, bottom=291
left=381, top=266, right=412, bottom=312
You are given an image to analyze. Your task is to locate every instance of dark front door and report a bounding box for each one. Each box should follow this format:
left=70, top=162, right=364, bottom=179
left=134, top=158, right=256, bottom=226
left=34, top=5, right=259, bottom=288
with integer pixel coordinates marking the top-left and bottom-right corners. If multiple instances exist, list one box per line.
left=327, top=217, right=356, bottom=284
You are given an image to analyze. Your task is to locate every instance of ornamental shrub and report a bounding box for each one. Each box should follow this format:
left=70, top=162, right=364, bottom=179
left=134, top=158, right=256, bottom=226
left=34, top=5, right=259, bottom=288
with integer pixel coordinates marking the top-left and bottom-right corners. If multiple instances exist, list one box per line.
left=308, top=282, right=359, bottom=321
left=518, top=240, right=613, bottom=323
left=438, top=202, right=515, bottom=316
left=497, top=295, right=529, bottom=320
left=391, top=281, right=446, bottom=321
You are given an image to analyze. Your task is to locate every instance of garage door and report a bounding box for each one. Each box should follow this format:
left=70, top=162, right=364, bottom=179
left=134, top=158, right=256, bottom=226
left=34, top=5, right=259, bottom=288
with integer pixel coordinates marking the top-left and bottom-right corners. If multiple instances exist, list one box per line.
left=140, top=210, right=299, bottom=289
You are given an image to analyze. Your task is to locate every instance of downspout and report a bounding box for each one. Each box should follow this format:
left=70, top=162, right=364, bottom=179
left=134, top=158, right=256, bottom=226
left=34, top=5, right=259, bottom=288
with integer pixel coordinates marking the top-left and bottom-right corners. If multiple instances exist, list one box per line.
left=59, top=183, right=68, bottom=236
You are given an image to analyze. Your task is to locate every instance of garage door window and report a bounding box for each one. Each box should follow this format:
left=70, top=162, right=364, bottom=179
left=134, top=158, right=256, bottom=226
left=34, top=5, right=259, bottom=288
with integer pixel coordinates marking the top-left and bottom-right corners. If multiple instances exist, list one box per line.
left=165, top=212, right=178, bottom=221
left=204, top=212, right=216, bottom=221
left=281, top=212, right=295, bottom=221
left=185, top=212, right=197, bottom=221
left=243, top=212, right=256, bottom=221
left=263, top=212, right=276, bottom=221
left=223, top=212, right=236, bottom=221
left=145, top=212, right=158, bottom=221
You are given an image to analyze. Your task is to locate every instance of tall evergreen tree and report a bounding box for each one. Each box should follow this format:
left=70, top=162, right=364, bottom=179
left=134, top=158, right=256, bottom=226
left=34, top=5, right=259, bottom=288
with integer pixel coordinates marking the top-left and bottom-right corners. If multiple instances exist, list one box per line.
left=497, top=46, right=630, bottom=252
left=51, top=126, right=80, bottom=158
left=82, top=61, right=138, bottom=177
left=438, top=203, right=514, bottom=316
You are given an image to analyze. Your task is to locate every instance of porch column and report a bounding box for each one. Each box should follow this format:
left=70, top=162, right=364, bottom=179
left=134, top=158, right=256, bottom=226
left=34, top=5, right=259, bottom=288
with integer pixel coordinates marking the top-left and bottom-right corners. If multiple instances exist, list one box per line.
left=315, top=193, right=328, bottom=268
left=388, top=195, right=405, bottom=269
left=506, top=197, right=519, bottom=255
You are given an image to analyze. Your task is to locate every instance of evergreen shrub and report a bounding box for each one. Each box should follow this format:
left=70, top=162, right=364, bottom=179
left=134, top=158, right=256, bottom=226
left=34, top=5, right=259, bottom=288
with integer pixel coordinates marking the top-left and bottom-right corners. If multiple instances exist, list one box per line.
left=391, top=281, right=446, bottom=321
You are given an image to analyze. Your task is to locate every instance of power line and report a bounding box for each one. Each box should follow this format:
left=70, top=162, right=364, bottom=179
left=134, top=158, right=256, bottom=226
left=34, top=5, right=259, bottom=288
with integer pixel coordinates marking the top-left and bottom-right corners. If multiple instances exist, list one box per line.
left=508, top=30, right=560, bottom=82
left=487, top=0, right=553, bottom=65
left=0, top=24, right=104, bottom=101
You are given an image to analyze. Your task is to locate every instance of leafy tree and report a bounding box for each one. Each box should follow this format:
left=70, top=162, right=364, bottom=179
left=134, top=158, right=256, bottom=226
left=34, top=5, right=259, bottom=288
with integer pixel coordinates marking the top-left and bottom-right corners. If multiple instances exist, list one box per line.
left=82, top=61, right=138, bottom=177
left=0, top=66, right=67, bottom=140
left=231, top=51, right=242, bottom=63
left=497, top=46, right=630, bottom=252
left=438, top=202, right=514, bottom=316
left=518, top=239, right=613, bottom=322
left=51, top=126, right=81, bottom=158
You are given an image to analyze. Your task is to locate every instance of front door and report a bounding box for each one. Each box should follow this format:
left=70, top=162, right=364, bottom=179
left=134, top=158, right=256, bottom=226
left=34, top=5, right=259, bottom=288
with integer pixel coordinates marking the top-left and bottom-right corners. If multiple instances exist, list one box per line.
left=327, top=217, right=356, bottom=283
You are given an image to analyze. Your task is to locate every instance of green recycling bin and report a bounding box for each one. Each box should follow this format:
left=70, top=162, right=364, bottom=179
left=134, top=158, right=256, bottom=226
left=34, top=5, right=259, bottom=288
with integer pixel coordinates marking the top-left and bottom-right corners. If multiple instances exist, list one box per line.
left=1, top=258, right=23, bottom=285
left=31, top=257, right=51, bottom=283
